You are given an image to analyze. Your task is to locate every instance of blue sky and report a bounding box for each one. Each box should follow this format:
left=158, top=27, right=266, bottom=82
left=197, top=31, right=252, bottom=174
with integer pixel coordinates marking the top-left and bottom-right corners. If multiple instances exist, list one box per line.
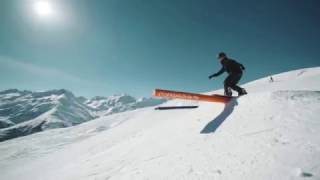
left=0, top=0, right=319, bottom=98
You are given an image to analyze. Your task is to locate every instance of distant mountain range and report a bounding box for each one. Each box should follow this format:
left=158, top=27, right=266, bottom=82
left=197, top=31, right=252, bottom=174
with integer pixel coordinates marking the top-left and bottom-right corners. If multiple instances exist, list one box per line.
left=0, top=89, right=165, bottom=141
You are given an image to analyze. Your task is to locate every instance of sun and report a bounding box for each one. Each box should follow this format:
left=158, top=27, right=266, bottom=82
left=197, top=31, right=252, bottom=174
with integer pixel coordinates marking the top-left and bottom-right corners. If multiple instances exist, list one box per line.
left=33, top=1, right=54, bottom=17
left=30, top=0, right=67, bottom=27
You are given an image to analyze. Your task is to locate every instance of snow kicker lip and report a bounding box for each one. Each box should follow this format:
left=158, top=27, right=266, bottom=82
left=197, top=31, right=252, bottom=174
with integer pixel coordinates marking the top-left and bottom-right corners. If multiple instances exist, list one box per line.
left=153, top=89, right=231, bottom=103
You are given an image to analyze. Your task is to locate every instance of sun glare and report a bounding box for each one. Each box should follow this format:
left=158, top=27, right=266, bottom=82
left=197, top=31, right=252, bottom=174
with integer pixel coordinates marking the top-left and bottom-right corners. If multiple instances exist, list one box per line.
left=33, top=1, right=53, bottom=17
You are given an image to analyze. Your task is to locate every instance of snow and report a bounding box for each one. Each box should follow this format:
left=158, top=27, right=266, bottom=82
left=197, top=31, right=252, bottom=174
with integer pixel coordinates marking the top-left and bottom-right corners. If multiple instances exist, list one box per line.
left=85, top=95, right=165, bottom=117
left=0, top=93, right=21, bottom=100
left=0, top=67, right=320, bottom=180
left=0, top=89, right=165, bottom=141
left=0, top=89, right=94, bottom=141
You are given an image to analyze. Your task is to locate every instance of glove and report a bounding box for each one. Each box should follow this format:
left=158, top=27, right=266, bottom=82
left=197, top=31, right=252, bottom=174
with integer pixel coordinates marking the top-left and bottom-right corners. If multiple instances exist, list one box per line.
left=208, top=75, right=215, bottom=79
left=240, top=65, right=245, bottom=70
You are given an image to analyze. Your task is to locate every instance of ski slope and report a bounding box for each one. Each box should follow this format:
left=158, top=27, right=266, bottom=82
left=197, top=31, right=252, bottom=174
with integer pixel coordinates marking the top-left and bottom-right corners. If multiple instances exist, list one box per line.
left=0, top=67, right=320, bottom=180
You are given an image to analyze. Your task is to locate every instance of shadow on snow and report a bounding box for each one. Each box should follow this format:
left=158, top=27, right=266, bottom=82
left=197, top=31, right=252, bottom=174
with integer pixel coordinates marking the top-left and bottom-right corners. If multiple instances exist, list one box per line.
left=200, top=98, right=238, bottom=134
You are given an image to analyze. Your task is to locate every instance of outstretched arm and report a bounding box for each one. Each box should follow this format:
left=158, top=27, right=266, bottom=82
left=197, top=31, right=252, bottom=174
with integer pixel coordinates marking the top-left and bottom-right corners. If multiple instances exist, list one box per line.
left=209, top=67, right=225, bottom=79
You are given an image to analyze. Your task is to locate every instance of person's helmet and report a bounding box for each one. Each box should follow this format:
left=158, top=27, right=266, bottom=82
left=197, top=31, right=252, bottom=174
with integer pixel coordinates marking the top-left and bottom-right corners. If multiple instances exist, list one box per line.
left=217, top=52, right=227, bottom=59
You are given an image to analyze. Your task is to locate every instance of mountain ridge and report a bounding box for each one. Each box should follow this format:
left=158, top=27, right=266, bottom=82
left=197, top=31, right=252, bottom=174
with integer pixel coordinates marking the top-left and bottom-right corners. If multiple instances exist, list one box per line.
left=0, top=89, right=165, bottom=141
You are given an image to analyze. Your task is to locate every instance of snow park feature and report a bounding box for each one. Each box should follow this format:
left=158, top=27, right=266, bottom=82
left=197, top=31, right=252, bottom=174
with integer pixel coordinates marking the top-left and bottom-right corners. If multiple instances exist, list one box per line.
left=153, top=89, right=232, bottom=103
left=155, top=105, right=199, bottom=110
left=0, top=67, right=320, bottom=180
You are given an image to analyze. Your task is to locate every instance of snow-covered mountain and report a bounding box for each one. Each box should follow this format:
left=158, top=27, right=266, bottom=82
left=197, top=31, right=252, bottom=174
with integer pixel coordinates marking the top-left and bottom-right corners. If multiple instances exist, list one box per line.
left=85, top=95, right=165, bottom=116
left=0, top=67, right=319, bottom=180
left=0, top=89, right=165, bottom=141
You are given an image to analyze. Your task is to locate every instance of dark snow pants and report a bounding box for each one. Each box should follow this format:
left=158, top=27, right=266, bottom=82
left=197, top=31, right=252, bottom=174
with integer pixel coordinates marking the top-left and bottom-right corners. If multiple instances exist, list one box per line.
left=224, top=73, right=243, bottom=96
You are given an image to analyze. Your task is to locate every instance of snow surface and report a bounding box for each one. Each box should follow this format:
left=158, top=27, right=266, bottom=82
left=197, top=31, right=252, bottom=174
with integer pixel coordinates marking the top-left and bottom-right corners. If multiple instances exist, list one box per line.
left=0, top=67, right=320, bottom=180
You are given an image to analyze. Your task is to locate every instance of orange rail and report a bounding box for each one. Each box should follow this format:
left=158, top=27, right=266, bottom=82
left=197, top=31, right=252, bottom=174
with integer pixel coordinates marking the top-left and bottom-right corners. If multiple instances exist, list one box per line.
left=153, top=89, right=231, bottom=104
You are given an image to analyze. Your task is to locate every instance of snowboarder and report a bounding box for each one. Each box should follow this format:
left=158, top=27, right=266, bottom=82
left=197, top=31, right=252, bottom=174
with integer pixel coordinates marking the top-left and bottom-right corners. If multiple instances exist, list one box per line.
left=269, top=76, right=274, bottom=82
left=209, top=52, right=247, bottom=96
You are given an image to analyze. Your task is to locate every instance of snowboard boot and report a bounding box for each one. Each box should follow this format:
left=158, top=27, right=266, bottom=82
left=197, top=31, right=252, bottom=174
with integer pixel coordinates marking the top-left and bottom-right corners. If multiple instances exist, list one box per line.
left=224, top=87, right=232, bottom=97
left=238, top=88, right=248, bottom=96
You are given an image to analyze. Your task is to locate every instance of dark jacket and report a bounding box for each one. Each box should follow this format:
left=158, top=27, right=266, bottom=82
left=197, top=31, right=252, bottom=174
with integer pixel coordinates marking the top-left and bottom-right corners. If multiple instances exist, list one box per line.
left=211, top=58, right=245, bottom=77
